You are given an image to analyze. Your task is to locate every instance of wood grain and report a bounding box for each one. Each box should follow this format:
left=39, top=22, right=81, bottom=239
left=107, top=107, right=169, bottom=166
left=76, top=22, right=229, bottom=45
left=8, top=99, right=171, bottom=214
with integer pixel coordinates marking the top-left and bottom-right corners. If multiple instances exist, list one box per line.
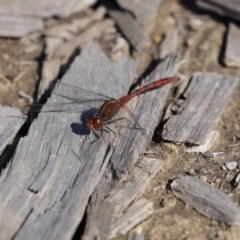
left=162, top=72, right=239, bottom=145
left=171, top=175, right=240, bottom=225
left=103, top=0, right=150, bottom=51
left=224, top=23, right=240, bottom=68
left=0, top=15, right=43, bottom=37
left=117, top=0, right=162, bottom=26
left=0, top=105, right=25, bottom=155
left=0, top=41, right=137, bottom=240
left=82, top=53, right=182, bottom=239
left=196, top=0, right=240, bottom=21
left=0, top=0, right=97, bottom=18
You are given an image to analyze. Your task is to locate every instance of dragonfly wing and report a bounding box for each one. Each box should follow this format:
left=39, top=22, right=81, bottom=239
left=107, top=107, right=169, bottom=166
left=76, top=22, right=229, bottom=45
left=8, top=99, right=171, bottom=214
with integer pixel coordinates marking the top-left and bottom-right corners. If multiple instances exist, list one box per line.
left=24, top=81, right=112, bottom=114
left=52, top=81, right=112, bottom=102
left=25, top=99, right=107, bottom=114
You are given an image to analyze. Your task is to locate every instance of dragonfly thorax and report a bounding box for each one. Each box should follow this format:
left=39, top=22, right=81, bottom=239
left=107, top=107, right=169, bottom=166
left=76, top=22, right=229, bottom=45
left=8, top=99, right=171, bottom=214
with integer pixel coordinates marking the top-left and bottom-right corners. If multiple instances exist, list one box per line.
left=86, top=114, right=104, bottom=130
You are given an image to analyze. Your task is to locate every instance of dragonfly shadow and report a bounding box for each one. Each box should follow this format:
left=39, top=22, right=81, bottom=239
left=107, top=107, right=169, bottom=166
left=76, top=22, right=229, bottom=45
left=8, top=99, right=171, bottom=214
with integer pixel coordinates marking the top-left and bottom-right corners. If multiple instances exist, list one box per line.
left=70, top=108, right=97, bottom=136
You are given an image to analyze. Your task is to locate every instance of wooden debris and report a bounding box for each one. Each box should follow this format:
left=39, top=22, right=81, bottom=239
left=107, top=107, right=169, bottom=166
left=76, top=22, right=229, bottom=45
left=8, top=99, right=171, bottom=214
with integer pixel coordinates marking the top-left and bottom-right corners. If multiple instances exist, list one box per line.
left=0, top=15, right=43, bottom=37
left=162, top=72, right=239, bottom=145
left=38, top=10, right=114, bottom=100
left=0, top=0, right=97, bottom=18
left=83, top=156, right=164, bottom=239
left=196, top=0, right=240, bottom=22
left=82, top=53, right=182, bottom=239
left=127, top=229, right=145, bottom=240
left=44, top=7, right=107, bottom=40
left=116, top=0, right=163, bottom=26
left=108, top=157, right=165, bottom=213
left=0, top=41, right=137, bottom=240
left=0, top=105, right=25, bottom=155
left=156, top=27, right=180, bottom=59
left=171, top=175, right=240, bottom=225
left=224, top=23, right=240, bottom=68
left=184, top=130, right=220, bottom=153
left=103, top=0, right=150, bottom=51
left=53, top=19, right=114, bottom=61
left=110, top=198, right=154, bottom=238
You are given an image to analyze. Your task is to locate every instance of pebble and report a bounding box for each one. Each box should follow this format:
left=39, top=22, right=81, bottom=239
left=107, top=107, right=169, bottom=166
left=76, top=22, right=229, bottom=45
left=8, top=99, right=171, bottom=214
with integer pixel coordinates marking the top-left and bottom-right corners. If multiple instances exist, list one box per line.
left=223, top=161, right=238, bottom=171
left=203, top=151, right=224, bottom=159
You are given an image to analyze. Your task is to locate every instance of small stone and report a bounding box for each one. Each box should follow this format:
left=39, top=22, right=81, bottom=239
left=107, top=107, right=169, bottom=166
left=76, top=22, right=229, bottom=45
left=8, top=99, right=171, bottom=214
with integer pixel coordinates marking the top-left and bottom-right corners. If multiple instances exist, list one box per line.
left=224, top=161, right=238, bottom=171
left=200, top=175, right=208, bottom=182
left=203, top=151, right=224, bottom=159
left=161, top=197, right=176, bottom=208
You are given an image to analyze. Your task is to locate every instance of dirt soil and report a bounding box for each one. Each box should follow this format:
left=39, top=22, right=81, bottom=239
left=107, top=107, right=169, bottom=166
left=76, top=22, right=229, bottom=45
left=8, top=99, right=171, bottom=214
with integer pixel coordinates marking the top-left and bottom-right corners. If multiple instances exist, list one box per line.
left=0, top=0, right=240, bottom=239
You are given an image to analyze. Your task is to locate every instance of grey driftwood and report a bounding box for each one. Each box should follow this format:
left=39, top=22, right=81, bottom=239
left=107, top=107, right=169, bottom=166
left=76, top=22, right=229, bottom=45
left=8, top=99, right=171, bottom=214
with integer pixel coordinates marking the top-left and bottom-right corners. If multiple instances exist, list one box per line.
left=162, top=72, right=239, bottom=145
left=171, top=175, right=240, bottom=225
left=0, top=15, right=43, bottom=37
left=196, top=0, right=240, bottom=22
left=103, top=0, right=150, bottom=51
left=224, top=23, right=240, bottom=68
left=0, top=0, right=96, bottom=18
left=38, top=12, right=114, bottom=99
left=0, top=105, right=25, bottom=155
left=82, top=53, right=182, bottom=239
left=0, top=41, right=137, bottom=240
left=116, top=0, right=163, bottom=26
left=0, top=0, right=97, bottom=37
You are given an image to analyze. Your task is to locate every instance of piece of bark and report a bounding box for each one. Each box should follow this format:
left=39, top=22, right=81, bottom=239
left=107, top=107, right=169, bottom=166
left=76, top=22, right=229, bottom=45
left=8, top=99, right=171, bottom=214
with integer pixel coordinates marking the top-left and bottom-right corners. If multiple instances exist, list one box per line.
left=127, top=230, right=145, bottom=240
left=38, top=18, right=114, bottom=100
left=102, top=0, right=150, bottom=51
left=83, top=156, right=164, bottom=239
left=196, top=0, right=240, bottom=22
left=82, top=53, right=182, bottom=239
left=110, top=198, right=154, bottom=238
left=44, top=7, right=107, bottom=40
left=117, top=0, right=162, bottom=26
left=162, top=72, right=239, bottom=145
left=108, top=157, right=165, bottom=214
left=52, top=19, right=114, bottom=62
left=224, top=23, right=240, bottom=68
left=156, top=27, right=180, bottom=59
left=171, top=175, right=240, bottom=225
left=0, top=15, right=43, bottom=37
left=0, top=105, right=25, bottom=155
left=0, top=41, right=137, bottom=240
left=185, top=130, right=220, bottom=153
left=0, top=0, right=97, bottom=18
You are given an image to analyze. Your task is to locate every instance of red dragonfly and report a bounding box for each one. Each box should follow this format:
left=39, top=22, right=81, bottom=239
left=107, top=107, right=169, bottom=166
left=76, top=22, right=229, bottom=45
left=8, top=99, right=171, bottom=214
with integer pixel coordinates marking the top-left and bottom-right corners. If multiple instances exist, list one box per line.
left=85, top=76, right=177, bottom=131
left=28, top=76, right=177, bottom=136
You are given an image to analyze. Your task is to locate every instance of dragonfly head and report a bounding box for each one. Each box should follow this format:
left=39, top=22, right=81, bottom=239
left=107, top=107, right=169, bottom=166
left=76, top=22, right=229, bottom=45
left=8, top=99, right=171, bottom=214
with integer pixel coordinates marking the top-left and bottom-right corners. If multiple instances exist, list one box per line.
left=86, top=114, right=103, bottom=130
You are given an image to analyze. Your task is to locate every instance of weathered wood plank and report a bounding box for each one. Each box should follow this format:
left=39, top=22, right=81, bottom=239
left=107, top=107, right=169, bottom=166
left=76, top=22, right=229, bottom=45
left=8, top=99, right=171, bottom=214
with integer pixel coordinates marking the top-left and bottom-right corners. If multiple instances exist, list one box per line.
left=0, top=0, right=97, bottom=18
left=0, top=41, right=137, bottom=240
left=196, top=0, right=240, bottom=22
left=82, top=53, right=182, bottom=239
left=162, top=72, right=239, bottom=145
left=0, top=105, right=25, bottom=155
left=224, top=23, right=240, bottom=68
left=0, top=15, right=43, bottom=37
left=127, top=230, right=145, bottom=240
left=103, top=0, right=150, bottom=51
left=108, top=157, right=165, bottom=214
left=110, top=198, right=153, bottom=238
left=38, top=7, right=109, bottom=100
left=117, top=0, right=162, bottom=26
left=156, top=27, right=180, bottom=59
left=171, top=175, right=240, bottom=225
left=83, top=156, right=165, bottom=239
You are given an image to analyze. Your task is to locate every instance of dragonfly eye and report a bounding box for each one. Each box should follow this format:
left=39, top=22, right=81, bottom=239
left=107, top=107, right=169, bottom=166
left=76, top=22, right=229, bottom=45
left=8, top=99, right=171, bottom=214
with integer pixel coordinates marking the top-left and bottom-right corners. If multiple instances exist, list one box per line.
left=93, top=117, right=103, bottom=130
left=86, top=114, right=103, bottom=130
